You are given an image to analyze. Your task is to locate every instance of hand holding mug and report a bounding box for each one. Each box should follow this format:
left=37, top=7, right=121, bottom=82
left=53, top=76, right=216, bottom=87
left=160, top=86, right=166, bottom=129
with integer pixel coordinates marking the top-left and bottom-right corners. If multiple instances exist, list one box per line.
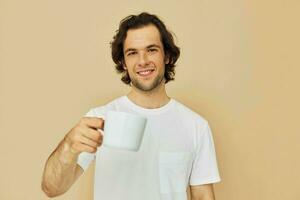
left=64, top=117, right=104, bottom=155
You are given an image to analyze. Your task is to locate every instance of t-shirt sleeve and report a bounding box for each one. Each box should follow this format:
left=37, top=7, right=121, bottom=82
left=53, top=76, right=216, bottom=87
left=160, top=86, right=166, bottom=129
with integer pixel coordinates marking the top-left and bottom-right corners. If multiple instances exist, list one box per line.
left=77, top=108, right=104, bottom=171
left=189, top=122, right=221, bottom=185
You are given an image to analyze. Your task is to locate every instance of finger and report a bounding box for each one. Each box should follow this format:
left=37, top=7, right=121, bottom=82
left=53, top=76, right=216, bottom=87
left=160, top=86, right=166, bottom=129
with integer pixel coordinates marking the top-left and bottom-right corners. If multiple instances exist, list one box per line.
left=79, top=135, right=100, bottom=148
left=74, top=142, right=97, bottom=153
left=81, top=117, right=105, bottom=129
left=81, top=127, right=103, bottom=144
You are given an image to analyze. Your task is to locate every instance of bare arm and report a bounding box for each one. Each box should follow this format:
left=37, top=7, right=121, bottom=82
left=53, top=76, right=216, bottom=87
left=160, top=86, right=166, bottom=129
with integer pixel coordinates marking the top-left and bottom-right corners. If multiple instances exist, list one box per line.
left=41, top=140, right=84, bottom=197
left=41, top=117, right=104, bottom=197
left=190, top=184, right=216, bottom=200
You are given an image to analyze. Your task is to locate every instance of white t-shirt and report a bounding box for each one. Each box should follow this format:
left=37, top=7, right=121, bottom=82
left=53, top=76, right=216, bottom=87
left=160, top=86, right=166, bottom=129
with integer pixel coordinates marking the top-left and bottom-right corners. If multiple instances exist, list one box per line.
left=77, top=96, right=221, bottom=200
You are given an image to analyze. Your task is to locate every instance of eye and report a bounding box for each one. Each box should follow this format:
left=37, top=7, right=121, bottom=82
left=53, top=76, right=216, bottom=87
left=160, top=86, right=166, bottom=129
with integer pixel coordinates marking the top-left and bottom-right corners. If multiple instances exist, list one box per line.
left=127, top=51, right=137, bottom=56
left=148, top=48, right=157, bottom=52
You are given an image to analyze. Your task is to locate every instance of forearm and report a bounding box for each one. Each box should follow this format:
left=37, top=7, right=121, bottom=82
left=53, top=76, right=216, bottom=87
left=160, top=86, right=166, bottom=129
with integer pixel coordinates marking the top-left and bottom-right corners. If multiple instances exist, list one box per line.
left=192, top=196, right=215, bottom=200
left=190, top=184, right=216, bottom=200
left=191, top=192, right=215, bottom=200
left=41, top=140, right=79, bottom=197
left=41, top=117, right=103, bottom=197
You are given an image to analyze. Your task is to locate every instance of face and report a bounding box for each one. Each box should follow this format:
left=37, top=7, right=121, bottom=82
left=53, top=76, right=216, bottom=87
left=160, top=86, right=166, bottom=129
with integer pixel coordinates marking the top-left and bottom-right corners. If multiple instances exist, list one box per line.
left=123, top=24, right=168, bottom=92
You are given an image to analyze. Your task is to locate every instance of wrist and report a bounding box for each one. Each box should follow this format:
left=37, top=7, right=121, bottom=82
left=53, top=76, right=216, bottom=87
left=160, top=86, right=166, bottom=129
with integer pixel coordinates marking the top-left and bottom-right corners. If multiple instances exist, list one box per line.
left=57, top=140, right=79, bottom=165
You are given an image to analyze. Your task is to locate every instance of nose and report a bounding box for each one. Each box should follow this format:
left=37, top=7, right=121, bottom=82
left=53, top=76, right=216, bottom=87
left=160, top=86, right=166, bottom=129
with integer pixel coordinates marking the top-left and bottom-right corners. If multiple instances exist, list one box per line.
left=137, top=51, right=149, bottom=67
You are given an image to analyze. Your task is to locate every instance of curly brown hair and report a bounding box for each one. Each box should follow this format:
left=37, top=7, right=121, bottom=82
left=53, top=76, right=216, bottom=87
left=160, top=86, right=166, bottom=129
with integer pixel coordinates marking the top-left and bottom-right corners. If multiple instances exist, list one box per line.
left=110, top=12, right=180, bottom=85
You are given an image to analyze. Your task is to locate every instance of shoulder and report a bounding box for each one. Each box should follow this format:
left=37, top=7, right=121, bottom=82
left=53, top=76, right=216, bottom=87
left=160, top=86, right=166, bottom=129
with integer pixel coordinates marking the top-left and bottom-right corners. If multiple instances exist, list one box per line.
left=173, top=99, right=208, bottom=127
left=85, top=96, right=123, bottom=117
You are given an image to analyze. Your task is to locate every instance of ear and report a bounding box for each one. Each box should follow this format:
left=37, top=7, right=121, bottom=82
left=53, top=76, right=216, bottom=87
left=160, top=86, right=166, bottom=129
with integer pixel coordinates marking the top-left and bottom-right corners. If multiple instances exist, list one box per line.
left=122, top=60, right=127, bottom=70
left=164, top=54, right=170, bottom=64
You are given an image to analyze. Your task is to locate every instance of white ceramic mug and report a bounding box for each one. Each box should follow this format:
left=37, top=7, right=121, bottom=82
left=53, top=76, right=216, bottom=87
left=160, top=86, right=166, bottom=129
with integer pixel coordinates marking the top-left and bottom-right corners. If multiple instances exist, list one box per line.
left=102, top=111, right=147, bottom=151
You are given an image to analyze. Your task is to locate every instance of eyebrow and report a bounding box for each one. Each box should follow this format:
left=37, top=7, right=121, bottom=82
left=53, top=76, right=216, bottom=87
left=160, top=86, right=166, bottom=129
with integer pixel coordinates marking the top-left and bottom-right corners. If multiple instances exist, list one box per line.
left=124, top=44, right=161, bottom=54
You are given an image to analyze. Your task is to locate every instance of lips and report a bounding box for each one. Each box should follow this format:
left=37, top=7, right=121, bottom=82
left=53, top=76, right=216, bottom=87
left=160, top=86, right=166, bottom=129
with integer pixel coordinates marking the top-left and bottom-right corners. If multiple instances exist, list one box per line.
left=136, top=69, right=155, bottom=77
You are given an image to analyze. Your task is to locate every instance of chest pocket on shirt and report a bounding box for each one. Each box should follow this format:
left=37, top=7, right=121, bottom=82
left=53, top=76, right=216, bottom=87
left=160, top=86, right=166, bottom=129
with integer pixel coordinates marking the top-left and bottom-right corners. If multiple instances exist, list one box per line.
left=158, top=152, right=193, bottom=194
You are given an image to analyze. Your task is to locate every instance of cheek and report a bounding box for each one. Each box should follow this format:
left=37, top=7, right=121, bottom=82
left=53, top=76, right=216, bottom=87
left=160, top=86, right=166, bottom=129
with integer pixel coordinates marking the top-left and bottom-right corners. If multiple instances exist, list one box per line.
left=155, top=57, right=166, bottom=69
left=153, top=53, right=166, bottom=64
left=124, top=60, right=136, bottom=75
left=124, top=57, right=135, bottom=68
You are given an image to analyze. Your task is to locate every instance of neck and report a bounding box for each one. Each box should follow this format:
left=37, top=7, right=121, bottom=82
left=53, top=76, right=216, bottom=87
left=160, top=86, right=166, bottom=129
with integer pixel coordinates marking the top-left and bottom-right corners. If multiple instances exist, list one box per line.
left=127, top=82, right=170, bottom=109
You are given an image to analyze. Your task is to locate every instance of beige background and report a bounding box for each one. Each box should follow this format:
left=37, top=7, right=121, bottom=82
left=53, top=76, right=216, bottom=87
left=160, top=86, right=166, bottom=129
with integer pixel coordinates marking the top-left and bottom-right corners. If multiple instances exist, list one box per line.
left=1, top=0, right=299, bottom=199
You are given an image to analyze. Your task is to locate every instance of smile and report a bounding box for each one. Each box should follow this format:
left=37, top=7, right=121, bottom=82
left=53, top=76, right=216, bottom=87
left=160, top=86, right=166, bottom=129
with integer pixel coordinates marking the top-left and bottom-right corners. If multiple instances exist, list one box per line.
left=137, top=69, right=155, bottom=77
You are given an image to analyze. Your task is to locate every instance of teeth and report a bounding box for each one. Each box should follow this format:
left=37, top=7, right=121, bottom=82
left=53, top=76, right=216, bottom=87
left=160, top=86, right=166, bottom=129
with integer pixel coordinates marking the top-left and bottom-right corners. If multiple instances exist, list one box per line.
left=138, top=69, right=153, bottom=75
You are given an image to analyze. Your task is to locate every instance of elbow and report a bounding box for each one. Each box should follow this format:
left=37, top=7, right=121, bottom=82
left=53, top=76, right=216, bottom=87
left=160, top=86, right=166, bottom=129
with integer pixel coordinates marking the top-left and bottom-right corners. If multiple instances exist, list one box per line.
left=41, top=181, right=61, bottom=198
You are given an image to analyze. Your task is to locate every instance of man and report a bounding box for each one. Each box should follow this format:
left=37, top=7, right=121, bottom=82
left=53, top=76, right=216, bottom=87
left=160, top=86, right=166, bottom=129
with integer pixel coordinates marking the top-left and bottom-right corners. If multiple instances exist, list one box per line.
left=41, top=12, right=221, bottom=200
